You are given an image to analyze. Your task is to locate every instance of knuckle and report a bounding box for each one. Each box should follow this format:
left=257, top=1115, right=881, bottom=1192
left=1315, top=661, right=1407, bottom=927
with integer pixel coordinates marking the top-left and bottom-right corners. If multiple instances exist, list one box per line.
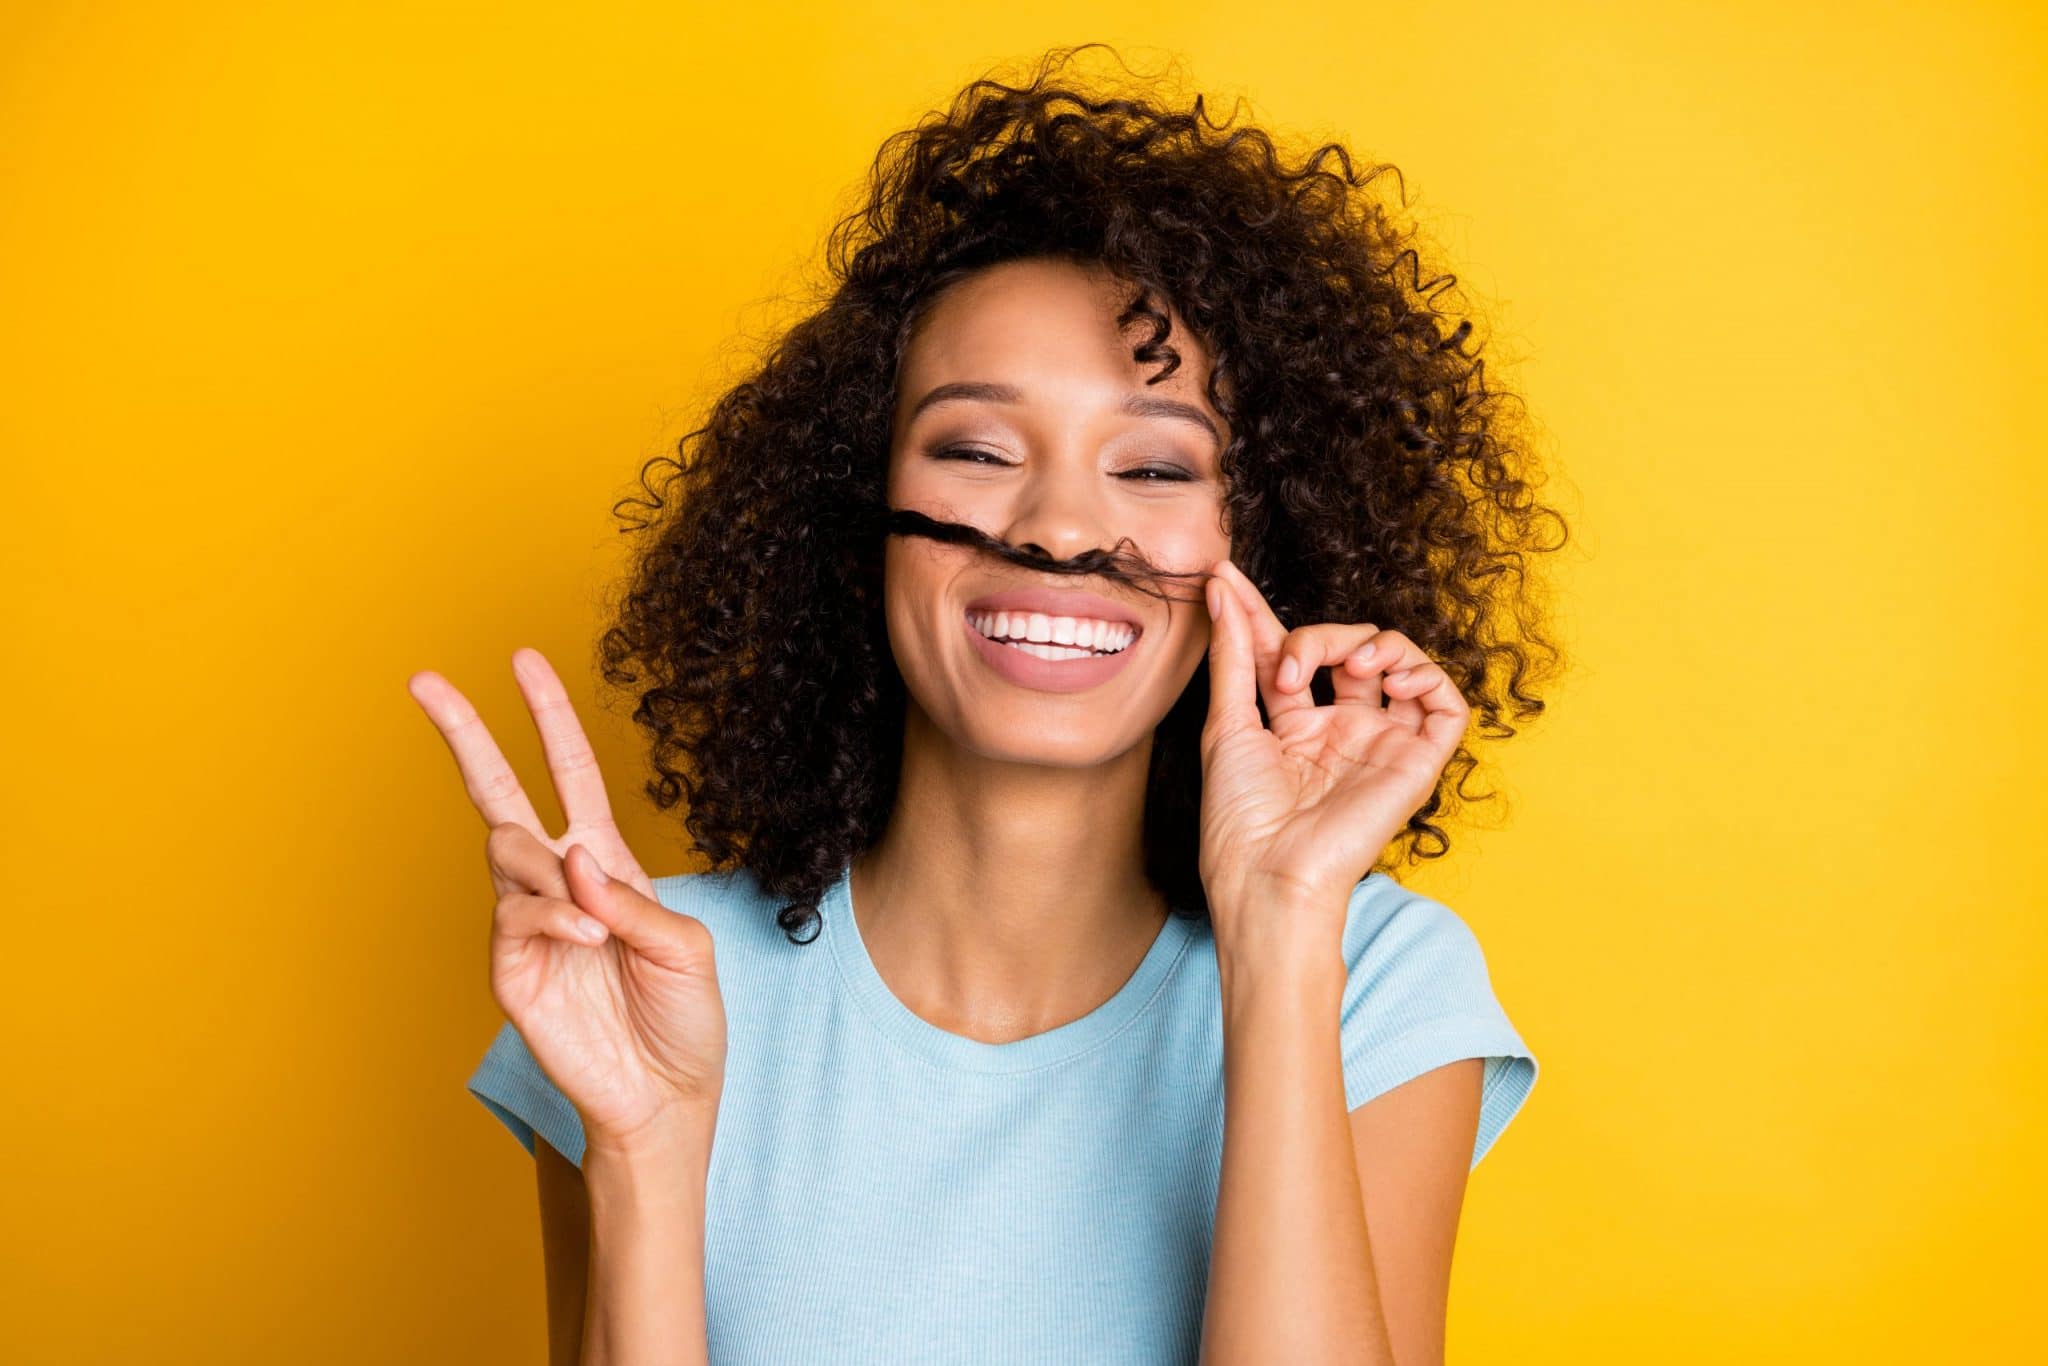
left=678, top=916, right=715, bottom=956
left=476, top=770, right=521, bottom=802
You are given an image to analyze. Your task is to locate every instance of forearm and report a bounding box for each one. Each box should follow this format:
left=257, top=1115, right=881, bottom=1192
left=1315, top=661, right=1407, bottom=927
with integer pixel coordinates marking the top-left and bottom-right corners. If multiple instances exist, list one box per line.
left=579, top=1118, right=717, bottom=1366
left=1201, top=904, right=1390, bottom=1364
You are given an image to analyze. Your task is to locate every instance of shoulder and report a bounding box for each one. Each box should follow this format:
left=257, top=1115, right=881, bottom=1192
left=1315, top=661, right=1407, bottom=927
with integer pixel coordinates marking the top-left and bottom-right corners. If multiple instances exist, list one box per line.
left=1339, top=872, right=1493, bottom=992
left=646, top=864, right=839, bottom=979
left=649, top=865, right=790, bottom=943
left=1335, top=873, right=1539, bottom=1167
left=650, top=865, right=764, bottom=912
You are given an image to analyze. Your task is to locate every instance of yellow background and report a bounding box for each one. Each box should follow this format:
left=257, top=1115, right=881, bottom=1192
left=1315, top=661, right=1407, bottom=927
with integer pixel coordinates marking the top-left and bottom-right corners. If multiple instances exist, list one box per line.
left=5, top=3, right=2042, bottom=1362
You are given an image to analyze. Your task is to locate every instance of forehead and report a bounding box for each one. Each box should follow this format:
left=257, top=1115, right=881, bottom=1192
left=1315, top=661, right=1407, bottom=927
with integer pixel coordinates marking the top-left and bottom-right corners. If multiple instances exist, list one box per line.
left=894, top=257, right=1220, bottom=415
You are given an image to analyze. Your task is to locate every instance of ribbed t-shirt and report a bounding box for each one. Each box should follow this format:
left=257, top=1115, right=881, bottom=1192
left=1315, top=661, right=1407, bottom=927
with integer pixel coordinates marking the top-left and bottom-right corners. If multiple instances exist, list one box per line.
left=466, top=860, right=1538, bottom=1363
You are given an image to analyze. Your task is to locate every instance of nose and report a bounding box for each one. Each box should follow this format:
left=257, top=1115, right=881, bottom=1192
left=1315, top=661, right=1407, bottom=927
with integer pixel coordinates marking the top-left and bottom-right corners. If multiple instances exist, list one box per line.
left=998, top=461, right=1114, bottom=564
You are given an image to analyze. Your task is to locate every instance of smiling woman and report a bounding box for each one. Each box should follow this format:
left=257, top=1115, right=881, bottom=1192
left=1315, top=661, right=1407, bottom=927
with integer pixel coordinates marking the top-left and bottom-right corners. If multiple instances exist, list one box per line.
left=422, top=40, right=1567, bottom=1366
left=879, top=257, right=1231, bottom=749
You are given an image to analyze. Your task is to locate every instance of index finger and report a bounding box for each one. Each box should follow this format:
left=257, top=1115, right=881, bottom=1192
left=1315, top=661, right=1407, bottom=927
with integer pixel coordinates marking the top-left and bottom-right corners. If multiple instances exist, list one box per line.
left=1210, top=558, right=1313, bottom=721
left=406, top=669, right=548, bottom=834
left=1203, top=563, right=1262, bottom=740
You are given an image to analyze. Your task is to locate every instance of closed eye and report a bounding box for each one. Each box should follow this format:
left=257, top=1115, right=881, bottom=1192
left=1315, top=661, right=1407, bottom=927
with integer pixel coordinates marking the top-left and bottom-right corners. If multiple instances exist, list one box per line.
left=931, top=447, right=1193, bottom=482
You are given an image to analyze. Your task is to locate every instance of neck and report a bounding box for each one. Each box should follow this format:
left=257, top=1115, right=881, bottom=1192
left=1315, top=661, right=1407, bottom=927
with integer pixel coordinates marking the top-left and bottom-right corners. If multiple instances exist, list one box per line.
left=848, top=702, right=1170, bottom=1044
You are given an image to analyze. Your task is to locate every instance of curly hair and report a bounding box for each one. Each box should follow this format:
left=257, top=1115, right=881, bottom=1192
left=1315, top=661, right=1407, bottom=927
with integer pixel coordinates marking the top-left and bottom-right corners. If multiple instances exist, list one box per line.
left=598, top=43, right=1570, bottom=945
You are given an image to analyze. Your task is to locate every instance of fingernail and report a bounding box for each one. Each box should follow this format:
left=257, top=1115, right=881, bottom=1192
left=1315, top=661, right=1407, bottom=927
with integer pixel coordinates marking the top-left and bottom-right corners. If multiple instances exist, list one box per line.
left=1278, top=657, right=1300, bottom=688
left=577, top=916, right=606, bottom=941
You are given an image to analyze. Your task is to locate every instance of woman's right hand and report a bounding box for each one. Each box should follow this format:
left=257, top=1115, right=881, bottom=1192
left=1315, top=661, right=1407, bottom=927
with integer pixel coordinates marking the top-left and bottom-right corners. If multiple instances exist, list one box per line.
left=408, top=647, right=727, bottom=1151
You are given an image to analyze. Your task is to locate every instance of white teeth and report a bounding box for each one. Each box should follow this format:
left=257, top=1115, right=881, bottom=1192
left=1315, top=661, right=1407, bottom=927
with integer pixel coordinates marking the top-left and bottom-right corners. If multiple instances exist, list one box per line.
left=1009, top=640, right=1094, bottom=660
left=967, top=610, right=1136, bottom=656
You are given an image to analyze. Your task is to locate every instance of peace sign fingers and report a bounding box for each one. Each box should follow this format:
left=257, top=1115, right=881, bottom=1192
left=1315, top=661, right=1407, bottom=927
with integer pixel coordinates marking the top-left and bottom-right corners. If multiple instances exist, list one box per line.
left=406, top=666, right=549, bottom=835
left=407, top=648, right=622, bottom=841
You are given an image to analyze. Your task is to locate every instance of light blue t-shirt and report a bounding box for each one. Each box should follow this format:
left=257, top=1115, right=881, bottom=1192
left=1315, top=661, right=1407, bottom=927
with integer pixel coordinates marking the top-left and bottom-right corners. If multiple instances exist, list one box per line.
left=467, top=860, right=1537, bottom=1363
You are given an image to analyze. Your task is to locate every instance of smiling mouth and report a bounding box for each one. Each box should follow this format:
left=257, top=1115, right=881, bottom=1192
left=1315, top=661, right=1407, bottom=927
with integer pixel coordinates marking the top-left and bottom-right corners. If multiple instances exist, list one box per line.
left=964, top=609, right=1140, bottom=660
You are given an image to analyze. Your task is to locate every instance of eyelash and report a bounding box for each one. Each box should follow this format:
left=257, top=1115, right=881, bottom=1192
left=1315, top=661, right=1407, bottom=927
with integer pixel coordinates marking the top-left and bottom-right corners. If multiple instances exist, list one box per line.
left=930, top=446, right=1195, bottom=483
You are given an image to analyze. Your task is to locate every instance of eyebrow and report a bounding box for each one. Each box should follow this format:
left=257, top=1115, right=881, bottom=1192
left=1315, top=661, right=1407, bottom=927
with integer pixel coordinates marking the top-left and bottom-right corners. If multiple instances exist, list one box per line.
left=906, top=380, right=1222, bottom=449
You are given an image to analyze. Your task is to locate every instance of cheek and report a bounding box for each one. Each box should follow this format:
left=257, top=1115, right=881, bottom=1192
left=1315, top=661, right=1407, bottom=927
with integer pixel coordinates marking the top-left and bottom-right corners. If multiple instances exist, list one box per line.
left=1132, top=488, right=1231, bottom=564
left=1142, top=512, right=1228, bottom=662
left=1152, top=524, right=1230, bottom=575
left=879, top=537, right=959, bottom=678
left=1136, top=509, right=1231, bottom=611
left=880, top=541, right=926, bottom=631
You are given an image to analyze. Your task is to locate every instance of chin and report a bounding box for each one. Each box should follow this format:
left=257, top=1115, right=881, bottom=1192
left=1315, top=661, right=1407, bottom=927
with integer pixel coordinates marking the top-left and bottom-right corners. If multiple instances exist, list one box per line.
left=948, top=710, right=1151, bottom=770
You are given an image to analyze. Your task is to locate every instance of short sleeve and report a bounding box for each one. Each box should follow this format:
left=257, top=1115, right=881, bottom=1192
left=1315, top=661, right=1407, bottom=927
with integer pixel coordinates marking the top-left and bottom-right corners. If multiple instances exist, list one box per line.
left=1338, top=875, right=1539, bottom=1172
left=465, top=1018, right=589, bottom=1169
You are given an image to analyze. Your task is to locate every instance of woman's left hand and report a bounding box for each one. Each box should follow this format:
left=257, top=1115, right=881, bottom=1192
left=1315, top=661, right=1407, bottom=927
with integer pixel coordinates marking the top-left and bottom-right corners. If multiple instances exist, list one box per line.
left=1196, top=558, right=1471, bottom=937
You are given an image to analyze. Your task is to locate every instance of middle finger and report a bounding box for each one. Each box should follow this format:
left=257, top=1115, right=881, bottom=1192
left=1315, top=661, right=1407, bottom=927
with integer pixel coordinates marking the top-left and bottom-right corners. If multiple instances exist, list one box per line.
left=510, top=648, right=623, bottom=837
left=1338, top=630, right=1429, bottom=720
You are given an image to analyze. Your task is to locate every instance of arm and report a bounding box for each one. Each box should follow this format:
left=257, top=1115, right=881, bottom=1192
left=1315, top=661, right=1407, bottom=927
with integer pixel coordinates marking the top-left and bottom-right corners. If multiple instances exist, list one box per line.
left=1346, top=1057, right=1482, bottom=1366
left=535, top=1137, right=591, bottom=1366
left=576, top=1118, right=717, bottom=1366
left=1199, top=897, right=1481, bottom=1366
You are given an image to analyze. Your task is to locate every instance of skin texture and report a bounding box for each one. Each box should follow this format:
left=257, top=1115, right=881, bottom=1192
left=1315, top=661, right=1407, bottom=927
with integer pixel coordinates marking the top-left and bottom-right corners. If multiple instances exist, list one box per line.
left=1350, top=1060, right=1484, bottom=1365
left=533, top=1136, right=589, bottom=1366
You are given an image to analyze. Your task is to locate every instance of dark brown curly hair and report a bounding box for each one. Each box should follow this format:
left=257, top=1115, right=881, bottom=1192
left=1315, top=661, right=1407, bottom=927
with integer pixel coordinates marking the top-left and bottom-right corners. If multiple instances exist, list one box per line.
left=598, top=44, right=1570, bottom=945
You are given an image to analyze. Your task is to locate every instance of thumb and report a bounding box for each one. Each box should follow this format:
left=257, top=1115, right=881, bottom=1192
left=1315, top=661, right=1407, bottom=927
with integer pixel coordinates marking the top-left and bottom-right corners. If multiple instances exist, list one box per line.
left=1204, top=562, right=1261, bottom=742
left=564, top=843, right=698, bottom=969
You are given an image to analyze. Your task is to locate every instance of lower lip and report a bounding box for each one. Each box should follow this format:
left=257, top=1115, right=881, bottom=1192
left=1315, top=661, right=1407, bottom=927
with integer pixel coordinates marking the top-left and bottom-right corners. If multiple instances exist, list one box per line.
left=963, top=615, right=1141, bottom=693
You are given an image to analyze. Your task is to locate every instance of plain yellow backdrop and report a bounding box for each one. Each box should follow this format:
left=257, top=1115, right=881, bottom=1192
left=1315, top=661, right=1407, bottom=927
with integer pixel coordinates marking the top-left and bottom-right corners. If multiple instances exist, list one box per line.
left=4, top=3, right=2042, bottom=1362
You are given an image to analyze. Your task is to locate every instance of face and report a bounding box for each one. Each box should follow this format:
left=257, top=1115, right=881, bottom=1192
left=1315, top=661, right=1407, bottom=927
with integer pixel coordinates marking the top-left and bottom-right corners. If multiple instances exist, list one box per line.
left=882, top=256, right=1234, bottom=767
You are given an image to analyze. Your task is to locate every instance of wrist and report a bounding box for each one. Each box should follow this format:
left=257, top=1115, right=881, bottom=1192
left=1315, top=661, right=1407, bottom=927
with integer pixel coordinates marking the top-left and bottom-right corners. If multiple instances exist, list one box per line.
left=583, top=1138, right=713, bottom=1232
left=1207, top=884, right=1346, bottom=979
left=1216, top=940, right=1345, bottom=1014
left=585, top=1105, right=718, bottom=1178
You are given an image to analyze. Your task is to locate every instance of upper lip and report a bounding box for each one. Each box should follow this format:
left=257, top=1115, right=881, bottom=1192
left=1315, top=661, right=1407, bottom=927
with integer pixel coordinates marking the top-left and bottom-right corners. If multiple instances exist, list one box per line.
left=963, top=586, right=1144, bottom=631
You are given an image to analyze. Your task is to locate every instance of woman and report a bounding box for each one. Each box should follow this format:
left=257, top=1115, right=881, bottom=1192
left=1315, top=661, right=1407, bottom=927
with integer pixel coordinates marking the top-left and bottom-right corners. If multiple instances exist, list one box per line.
left=411, top=45, right=1564, bottom=1366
